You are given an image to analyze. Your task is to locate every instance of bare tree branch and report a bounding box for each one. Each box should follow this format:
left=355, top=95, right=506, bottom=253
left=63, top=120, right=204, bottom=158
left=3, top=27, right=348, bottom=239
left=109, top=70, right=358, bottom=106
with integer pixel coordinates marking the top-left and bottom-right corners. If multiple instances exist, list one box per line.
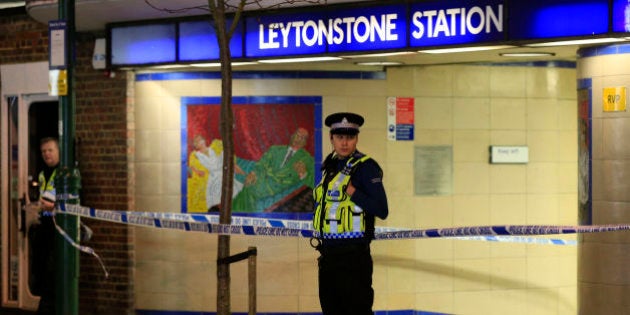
left=228, top=0, right=246, bottom=38
left=143, top=0, right=208, bottom=13
left=144, top=0, right=330, bottom=14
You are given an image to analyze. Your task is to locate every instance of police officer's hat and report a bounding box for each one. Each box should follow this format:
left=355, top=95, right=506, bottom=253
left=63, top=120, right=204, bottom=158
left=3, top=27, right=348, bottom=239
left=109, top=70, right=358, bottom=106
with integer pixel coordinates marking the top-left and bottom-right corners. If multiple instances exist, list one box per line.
left=325, top=112, right=364, bottom=135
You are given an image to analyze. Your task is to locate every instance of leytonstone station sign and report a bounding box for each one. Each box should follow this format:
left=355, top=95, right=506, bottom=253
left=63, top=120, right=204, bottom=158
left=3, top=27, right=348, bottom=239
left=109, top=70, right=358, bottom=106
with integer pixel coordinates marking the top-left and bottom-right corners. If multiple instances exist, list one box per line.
left=108, top=0, right=627, bottom=67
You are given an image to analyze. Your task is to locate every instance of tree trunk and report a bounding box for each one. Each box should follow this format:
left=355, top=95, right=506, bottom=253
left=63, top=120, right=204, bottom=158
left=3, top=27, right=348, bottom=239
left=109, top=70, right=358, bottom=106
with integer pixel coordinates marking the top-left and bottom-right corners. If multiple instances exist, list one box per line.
left=208, top=1, right=236, bottom=314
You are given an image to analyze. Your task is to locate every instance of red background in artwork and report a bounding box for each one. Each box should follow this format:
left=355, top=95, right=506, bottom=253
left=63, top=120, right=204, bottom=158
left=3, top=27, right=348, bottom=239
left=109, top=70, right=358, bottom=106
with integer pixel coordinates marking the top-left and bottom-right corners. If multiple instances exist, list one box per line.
left=186, top=103, right=315, bottom=160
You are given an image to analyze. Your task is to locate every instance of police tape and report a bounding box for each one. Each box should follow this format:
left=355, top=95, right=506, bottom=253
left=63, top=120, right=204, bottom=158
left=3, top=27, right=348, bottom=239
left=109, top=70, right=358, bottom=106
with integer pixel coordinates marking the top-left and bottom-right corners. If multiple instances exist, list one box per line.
left=375, top=224, right=629, bottom=239
left=51, top=215, right=110, bottom=279
left=448, top=236, right=577, bottom=246
left=55, top=203, right=623, bottom=246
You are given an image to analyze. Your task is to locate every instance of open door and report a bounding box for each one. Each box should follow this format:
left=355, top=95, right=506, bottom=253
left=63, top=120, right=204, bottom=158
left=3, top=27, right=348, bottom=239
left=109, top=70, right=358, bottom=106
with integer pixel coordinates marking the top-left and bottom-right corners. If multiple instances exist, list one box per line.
left=1, top=93, right=57, bottom=311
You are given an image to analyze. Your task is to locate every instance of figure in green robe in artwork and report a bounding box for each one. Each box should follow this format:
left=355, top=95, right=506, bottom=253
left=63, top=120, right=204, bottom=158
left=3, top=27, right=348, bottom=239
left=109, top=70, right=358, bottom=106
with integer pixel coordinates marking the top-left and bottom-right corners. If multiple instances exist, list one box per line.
left=233, top=127, right=314, bottom=212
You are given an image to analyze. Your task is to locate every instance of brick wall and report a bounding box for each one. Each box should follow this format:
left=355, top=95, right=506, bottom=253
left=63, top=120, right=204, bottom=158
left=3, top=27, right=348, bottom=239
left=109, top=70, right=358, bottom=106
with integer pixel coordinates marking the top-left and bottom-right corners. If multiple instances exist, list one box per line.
left=0, top=8, right=134, bottom=314
left=0, top=8, right=48, bottom=62
left=74, top=31, right=135, bottom=315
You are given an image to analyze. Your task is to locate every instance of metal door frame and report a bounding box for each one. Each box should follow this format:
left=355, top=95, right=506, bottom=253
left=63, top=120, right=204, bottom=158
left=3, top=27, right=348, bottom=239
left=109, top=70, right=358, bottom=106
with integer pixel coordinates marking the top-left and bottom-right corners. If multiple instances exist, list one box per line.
left=1, top=89, right=57, bottom=310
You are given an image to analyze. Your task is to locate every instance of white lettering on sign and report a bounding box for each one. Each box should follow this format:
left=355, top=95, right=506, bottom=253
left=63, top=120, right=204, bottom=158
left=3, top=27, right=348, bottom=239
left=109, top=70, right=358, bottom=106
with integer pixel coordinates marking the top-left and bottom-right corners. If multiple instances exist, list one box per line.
left=258, top=13, right=399, bottom=49
left=411, top=5, right=503, bottom=39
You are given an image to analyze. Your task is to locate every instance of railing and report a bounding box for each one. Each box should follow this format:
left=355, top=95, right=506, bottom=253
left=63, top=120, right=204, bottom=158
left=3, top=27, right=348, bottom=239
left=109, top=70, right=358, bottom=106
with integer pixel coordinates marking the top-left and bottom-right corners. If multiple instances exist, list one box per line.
left=217, top=246, right=257, bottom=315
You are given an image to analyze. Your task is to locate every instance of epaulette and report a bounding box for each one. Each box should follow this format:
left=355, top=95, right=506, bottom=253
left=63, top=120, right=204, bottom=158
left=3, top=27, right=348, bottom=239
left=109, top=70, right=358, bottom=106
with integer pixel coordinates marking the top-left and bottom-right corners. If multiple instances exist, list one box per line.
left=351, top=150, right=366, bottom=159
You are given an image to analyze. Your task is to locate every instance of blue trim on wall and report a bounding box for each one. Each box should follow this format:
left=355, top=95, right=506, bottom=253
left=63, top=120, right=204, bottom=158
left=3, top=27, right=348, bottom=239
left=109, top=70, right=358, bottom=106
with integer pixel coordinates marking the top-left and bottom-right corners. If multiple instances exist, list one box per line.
left=577, top=78, right=592, bottom=90
left=180, top=101, right=189, bottom=213
left=578, top=43, right=630, bottom=58
left=136, top=71, right=386, bottom=81
left=487, top=60, right=576, bottom=69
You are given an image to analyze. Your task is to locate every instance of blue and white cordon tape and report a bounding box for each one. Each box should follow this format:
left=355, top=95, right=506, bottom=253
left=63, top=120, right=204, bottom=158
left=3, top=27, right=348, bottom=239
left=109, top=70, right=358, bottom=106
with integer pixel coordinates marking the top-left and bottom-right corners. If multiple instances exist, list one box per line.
left=55, top=203, right=624, bottom=247
left=52, top=201, right=620, bottom=278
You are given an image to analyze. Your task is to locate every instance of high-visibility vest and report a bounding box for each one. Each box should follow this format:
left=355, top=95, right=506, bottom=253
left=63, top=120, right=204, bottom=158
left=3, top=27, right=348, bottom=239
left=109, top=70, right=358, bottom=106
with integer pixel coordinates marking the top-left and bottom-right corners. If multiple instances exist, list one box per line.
left=38, top=169, right=57, bottom=202
left=313, top=154, right=370, bottom=239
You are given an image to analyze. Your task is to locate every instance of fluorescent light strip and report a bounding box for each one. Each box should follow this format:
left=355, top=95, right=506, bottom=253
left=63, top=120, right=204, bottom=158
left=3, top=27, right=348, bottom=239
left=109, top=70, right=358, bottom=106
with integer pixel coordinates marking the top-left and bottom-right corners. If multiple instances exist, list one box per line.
left=342, top=52, right=415, bottom=58
left=355, top=61, right=403, bottom=66
left=258, top=56, right=342, bottom=63
left=0, top=1, right=24, bottom=9
left=499, top=52, right=555, bottom=57
left=189, top=62, right=258, bottom=67
left=150, top=64, right=190, bottom=69
left=526, top=38, right=626, bottom=47
left=419, top=45, right=515, bottom=54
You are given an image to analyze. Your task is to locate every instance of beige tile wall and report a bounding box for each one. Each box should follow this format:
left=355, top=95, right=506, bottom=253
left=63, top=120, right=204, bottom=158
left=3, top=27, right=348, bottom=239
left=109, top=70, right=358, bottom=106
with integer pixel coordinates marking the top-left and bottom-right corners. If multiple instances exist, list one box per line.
left=576, top=50, right=630, bottom=314
left=133, top=63, right=577, bottom=314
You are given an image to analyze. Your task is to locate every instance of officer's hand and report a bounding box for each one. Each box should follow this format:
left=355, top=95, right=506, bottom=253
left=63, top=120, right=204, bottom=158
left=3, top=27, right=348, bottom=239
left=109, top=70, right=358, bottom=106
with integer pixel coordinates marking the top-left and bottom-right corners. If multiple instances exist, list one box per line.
left=346, top=181, right=356, bottom=196
left=40, top=198, right=55, bottom=212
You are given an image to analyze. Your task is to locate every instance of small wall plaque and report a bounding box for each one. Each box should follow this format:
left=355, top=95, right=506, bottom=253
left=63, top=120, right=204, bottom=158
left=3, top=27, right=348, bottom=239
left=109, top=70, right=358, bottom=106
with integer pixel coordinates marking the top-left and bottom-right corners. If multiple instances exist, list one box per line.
left=602, top=87, right=627, bottom=112
left=414, top=146, right=452, bottom=195
left=489, top=146, right=528, bottom=164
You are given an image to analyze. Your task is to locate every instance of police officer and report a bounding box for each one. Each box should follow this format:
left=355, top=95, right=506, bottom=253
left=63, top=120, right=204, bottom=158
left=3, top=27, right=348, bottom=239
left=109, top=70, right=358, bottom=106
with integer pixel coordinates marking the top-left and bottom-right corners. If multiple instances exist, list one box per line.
left=32, top=137, right=59, bottom=314
left=312, top=112, right=389, bottom=315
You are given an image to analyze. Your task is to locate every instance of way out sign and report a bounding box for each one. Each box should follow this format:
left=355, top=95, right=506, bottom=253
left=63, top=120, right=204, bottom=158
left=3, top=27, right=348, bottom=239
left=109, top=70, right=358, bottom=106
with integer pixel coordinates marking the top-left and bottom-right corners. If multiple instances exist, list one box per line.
left=603, top=87, right=627, bottom=112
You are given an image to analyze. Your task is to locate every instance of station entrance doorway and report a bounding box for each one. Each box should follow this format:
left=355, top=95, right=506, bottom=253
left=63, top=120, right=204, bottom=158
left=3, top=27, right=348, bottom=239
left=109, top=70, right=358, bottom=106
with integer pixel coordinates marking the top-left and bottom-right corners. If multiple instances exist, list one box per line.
left=1, top=92, right=57, bottom=311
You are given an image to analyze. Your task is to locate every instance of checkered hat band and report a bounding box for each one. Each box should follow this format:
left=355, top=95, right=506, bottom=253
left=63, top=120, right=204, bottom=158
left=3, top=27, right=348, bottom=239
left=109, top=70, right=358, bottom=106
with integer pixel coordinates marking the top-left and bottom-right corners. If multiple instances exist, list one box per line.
left=330, top=122, right=359, bottom=130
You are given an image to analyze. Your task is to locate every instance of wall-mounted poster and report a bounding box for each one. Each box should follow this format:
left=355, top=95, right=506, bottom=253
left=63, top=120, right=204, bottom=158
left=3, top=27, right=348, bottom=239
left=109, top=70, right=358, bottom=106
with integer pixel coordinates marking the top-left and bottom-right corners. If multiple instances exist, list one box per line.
left=181, top=96, right=322, bottom=220
left=387, top=96, right=414, bottom=141
left=578, top=87, right=591, bottom=225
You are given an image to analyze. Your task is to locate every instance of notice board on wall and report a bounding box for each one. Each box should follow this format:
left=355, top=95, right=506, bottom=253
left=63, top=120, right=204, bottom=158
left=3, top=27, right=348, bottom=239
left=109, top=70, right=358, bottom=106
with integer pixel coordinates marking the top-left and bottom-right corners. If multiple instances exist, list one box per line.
left=414, top=146, right=452, bottom=196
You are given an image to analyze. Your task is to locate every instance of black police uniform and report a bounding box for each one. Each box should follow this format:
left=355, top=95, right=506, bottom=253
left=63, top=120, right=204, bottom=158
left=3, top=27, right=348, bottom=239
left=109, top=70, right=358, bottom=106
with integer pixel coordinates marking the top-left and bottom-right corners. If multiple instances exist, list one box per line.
left=314, top=112, right=389, bottom=315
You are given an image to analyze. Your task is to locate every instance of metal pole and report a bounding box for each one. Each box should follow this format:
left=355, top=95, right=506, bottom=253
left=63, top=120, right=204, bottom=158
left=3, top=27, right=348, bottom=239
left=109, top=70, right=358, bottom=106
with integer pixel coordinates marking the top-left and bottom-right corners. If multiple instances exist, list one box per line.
left=55, top=0, right=79, bottom=314
left=248, top=246, right=257, bottom=315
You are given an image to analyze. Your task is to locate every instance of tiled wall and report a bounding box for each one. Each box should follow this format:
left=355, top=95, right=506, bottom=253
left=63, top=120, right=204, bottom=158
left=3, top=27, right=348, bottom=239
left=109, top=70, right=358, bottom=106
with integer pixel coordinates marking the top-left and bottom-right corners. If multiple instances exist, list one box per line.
left=577, top=46, right=630, bottom=314
left=133, top=63, right=577, bottom=314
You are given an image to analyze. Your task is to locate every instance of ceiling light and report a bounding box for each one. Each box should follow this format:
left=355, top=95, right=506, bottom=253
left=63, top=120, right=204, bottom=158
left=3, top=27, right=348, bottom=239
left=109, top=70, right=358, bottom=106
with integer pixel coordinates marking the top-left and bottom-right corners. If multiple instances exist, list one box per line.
left=189, top=62, right=258, bottom=67
left=150, top=64, right=190, bottom=69
left=355, top=61, right=403, bottom=66
left=258, top=56, right=342, bottom=64
left=526, top=38, right=625, bottom=47
left=418, top=45, right=515, bottom=54
left=342, top=52, right=415, bottom=58
left=0, top=1, right=24, bottom=9
left=499, top=52, right=555, bottom=57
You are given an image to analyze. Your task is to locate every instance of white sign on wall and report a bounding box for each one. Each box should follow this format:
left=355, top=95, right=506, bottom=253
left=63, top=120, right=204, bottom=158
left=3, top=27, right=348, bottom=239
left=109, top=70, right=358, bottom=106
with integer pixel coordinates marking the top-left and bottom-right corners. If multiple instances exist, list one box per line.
left=489, top=146, right=529, bottom=164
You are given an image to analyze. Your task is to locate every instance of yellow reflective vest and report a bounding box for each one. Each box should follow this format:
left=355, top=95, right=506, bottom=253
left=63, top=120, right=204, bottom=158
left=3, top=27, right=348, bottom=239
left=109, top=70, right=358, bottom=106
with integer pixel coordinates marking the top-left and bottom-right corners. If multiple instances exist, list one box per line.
left=313, top=154, right=370, bottom=239
left=38, top=168, right=56, bottom=202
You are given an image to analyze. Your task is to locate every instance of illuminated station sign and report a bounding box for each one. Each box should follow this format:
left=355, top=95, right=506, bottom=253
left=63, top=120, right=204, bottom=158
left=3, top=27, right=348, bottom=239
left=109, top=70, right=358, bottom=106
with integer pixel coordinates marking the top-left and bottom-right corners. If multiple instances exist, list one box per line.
left=109, top=0, right=624, bottom=66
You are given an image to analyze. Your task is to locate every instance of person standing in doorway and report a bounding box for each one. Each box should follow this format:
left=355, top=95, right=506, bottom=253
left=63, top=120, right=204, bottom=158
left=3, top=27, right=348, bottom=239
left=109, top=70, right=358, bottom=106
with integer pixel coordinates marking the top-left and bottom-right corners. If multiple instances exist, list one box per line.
left=312, top=112, right=389, bottom=315
left=31, top=137, right=59, bottom=315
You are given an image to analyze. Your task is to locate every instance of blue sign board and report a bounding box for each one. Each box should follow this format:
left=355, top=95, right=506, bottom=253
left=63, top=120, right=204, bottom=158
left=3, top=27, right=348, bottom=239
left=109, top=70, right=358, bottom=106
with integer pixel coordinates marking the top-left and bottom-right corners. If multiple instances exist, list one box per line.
left=612, top=0, right=630, bottom=32
left=245, top=5, right=408, bottom=57
left=109, top=0, right=628, bottom=66
left=508, top=0, right=609, bottom=39
left=320, top=5, right=407, bottom=53
left=111, top=23, right=176, bottom=65
left=49, top=20, right=67, bottom=69
left=179, top=19, right=244, bottom=61
left=396, top=125, right=414, bottom=141
left=245, top=12, right=328, bottom=57
left=409, top=0, right=505, bottom=47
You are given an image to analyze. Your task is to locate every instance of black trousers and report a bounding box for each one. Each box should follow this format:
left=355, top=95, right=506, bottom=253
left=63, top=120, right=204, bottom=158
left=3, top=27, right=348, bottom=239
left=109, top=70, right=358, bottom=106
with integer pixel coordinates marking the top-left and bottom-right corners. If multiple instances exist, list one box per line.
left=317, top=244, right=374, bottom=315
left=29, top=216, right=56, bottom=315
